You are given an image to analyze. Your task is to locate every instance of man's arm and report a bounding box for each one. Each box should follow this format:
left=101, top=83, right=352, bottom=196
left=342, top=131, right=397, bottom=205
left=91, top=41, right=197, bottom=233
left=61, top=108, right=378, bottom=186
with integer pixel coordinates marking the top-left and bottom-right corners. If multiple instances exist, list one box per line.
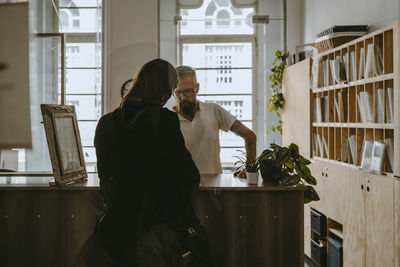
left=230, top=120, right=257, bottom=177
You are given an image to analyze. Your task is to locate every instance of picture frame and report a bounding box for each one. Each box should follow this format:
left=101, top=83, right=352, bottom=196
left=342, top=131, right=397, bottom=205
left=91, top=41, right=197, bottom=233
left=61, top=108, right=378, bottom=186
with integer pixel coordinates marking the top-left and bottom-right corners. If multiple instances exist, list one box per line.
left=41, top=104, right=87, bottom=185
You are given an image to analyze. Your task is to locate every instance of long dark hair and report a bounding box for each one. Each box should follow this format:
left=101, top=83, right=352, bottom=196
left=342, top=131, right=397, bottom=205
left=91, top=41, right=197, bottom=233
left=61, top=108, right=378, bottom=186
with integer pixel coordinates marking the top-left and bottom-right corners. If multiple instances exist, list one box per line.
left=120, top=58, right=178, bottom=110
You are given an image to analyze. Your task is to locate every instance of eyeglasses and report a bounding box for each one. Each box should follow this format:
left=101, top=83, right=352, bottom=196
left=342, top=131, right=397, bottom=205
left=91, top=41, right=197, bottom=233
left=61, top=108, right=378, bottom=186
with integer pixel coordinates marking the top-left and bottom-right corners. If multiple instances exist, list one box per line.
left=174, top=88, right=196, bottom=97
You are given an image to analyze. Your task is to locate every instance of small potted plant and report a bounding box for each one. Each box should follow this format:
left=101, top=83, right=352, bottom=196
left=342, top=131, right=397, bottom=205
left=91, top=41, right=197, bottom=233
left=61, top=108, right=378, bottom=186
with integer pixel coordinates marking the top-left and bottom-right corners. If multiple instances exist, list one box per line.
left=259, top=143, right=320, bottom=203
left=234, top=150, right=260, bottom=185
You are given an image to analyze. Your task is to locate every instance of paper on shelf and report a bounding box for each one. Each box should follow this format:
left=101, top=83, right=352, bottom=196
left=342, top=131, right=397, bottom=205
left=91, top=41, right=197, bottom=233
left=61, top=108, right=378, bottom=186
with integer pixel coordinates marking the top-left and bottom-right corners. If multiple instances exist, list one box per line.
left=364, top=43, right=374, bottom=78
left=370, top=141, right=385, bottom=174
left=350, top=51, right=357, bottom=81
left=386, top=87, right=394, bottom=123
left=358, top=47, right=365, bottom=80
left=377, top=88, right=385, bottom=123
left=357, top=94, right=366, bottom=123
left=360, top=139, right=374, bottom=171
left=374, top=44, right=383, bottom=76
left=348, top=135, right=357, bottom=165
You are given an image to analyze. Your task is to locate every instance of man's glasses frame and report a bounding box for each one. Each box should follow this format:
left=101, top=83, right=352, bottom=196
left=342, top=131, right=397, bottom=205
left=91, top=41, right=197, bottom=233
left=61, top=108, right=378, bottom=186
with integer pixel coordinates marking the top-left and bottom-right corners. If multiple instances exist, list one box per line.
left=174, top=88, right=196, bottom=97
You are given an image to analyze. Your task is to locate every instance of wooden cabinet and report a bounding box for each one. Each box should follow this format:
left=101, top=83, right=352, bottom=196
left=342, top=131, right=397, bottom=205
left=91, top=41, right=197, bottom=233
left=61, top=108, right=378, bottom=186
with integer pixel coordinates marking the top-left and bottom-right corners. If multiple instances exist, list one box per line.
left=364, top=173, right=394, bottom=266
left=284, top=20, right=400, bottom=266
left=342, top=170, right=394, bottom=266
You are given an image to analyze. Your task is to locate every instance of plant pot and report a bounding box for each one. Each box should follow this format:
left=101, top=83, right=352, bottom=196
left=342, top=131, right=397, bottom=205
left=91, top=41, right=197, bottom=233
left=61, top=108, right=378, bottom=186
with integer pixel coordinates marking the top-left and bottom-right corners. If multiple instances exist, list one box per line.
left=246, top=172, right=259, bottom=185
left=259, top=159, right=279, bottom=183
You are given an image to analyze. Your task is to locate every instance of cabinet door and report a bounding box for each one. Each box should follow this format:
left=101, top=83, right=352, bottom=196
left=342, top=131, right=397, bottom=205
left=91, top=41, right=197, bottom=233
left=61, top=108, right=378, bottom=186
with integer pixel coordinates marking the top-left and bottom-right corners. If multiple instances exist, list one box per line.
left=365, top=173, right=394, bottom=267
left=308, top=161, right=326, bottom=214
left=324, top=162, right=346, bottom=223
left=343, top=167, right=366, bottom=267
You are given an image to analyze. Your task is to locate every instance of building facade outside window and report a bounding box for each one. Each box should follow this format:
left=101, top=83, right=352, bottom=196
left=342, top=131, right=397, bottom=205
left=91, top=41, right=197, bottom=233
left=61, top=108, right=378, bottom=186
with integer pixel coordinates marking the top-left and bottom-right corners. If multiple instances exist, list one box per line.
left=178, top=0, right=256, bottom=165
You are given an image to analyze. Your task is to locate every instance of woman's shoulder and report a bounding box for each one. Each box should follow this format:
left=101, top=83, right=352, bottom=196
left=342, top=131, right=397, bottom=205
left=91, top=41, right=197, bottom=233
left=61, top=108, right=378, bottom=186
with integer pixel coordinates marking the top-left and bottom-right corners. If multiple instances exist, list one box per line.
left=160, top=107, right=179, bottom=120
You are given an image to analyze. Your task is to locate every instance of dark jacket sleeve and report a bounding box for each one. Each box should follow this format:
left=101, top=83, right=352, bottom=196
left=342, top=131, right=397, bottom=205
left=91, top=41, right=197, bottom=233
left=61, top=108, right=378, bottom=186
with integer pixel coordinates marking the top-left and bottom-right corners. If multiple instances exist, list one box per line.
left=94, top=113, right=115, bottom=187
left=162, top=110, right=200, bottom=192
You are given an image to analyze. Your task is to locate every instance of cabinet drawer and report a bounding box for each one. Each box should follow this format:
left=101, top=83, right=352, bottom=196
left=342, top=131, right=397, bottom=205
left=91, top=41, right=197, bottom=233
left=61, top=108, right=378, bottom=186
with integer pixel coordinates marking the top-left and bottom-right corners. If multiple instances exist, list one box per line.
left=311, top=209, right=327, bottom=236
left=311, top=239, right=327, bottom=267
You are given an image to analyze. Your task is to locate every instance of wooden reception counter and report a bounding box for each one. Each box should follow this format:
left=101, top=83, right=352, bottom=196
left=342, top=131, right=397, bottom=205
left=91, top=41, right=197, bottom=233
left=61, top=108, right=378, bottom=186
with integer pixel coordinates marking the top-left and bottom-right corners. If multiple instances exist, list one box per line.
left=0, top=173, right=305, bottom=267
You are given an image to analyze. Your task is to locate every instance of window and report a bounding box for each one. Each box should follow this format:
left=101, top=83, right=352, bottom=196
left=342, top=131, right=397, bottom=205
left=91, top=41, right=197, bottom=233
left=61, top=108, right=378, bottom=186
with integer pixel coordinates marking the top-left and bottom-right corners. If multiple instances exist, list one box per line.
left=59, top=0, right=102, bottom=172
left=178, top=0, right=255, bottom=164
left=12, top=0, right=102, bottom=172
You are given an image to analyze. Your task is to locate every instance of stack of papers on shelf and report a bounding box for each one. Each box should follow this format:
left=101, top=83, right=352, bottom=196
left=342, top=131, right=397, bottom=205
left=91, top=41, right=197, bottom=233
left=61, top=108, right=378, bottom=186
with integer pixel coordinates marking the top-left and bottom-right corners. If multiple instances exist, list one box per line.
left=317, top=134, right=324, bottom=157
left=323, top=60, right=330, bottom=87
left=360, top=139, right=374, bottom=171
left=370, top=141, right=385, bottom=173
left=348, top=135, right=357, bottom=164
left=315, top=97, right=322, bottom=122
left=323, top=95, right=329, bottom=122
left=376, top=88, right=385, bottom=123
left=350, top=51, right=357, bottom=81
left=374, top=44, right=383, bottom=76
left=329, top=56, right=343, bottom=84
left=311, top=57, right=320, bottom=89
left=334, top=92, right=347, bottom=122
left=343, top=53, right=349, bottom=82
left=357, top=91, right=374, bottom=122
left=386, top=87, right=394, bottom=123
left=384, top=138, right=394, bottom=172
left=358, top=47, right=365, bottom=80
left=364, top=44, right=374, bottom=78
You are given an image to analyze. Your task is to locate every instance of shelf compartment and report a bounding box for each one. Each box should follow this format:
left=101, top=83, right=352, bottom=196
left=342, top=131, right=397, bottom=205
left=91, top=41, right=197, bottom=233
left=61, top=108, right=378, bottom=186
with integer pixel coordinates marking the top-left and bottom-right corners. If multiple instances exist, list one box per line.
left=311, top=73, right=394, bottom=93
left=383, top=29, right=393, bottom=74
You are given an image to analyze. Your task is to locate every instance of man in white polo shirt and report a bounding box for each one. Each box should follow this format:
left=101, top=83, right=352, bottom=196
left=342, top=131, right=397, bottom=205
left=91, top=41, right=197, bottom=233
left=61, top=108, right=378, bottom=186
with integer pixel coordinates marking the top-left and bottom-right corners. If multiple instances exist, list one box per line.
left=173, top=65, right=257, bottom=177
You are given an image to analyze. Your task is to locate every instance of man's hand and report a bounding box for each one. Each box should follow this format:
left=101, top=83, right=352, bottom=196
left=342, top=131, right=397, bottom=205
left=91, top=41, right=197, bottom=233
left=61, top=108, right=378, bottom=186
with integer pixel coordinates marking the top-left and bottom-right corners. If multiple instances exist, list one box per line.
left=234, top=168, right=247, bottom=178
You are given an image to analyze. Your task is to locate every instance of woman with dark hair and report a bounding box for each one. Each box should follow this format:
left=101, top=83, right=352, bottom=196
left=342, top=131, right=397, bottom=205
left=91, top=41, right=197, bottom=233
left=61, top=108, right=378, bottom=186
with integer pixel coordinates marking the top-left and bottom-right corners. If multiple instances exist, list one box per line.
left=94, top=58, right=205, bottom=266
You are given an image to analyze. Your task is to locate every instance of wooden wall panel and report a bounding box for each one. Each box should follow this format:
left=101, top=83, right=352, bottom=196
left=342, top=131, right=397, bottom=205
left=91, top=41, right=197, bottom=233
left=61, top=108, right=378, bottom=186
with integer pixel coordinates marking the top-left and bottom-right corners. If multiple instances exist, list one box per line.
left=282, top=58, right=311, bottom=159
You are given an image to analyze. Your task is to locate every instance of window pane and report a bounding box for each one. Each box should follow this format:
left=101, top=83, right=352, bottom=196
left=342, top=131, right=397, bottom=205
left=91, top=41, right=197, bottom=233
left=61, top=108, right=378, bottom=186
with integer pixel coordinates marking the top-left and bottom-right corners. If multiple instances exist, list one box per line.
left=59, top=8, right=101, bottom=33
left=83, top=147, right=96, bottom=172
left=197, top=95, right=252, bottom=120
left=66, top=95, right=101, bottom=120
left=66, top=43, right=101, bottom=68
left=65, top=69, right=101, bottom=94
left=60, top=0, right=100, bottom=8
left=221, top=147, right=245, bottom=164
left=196, top=69, right=252, bottom=94
left=77, top=121, right=96, bottom=147
left=180, top=0, right=254, bottom=35
left=182, top=43, right=252, bottom=68
left=220, top=122, right=252, bottom=147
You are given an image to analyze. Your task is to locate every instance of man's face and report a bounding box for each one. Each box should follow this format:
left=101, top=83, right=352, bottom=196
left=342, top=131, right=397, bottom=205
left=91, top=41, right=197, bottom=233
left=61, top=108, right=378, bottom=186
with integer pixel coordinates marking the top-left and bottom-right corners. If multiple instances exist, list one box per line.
left=174, top=76, right=199, bottom=113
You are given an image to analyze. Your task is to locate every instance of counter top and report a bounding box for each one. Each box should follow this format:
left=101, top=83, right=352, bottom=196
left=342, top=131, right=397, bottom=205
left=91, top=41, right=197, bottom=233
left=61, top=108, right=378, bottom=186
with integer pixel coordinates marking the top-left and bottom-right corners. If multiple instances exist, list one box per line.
left=0, top=173, right=307, bottom=191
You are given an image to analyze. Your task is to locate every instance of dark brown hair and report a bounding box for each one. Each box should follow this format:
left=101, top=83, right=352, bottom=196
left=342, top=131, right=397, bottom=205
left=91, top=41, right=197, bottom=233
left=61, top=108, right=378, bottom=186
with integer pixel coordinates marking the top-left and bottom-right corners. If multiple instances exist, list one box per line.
left=120, top=58, right=178, bottom=109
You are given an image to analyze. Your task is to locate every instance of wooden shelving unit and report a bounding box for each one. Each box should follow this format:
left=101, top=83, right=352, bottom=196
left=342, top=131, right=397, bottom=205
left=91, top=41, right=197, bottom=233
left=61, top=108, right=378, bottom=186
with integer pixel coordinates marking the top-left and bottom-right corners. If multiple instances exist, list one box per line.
left=282, top=20, right=400, bottom=267
left=310, top=22, right=399, bottom=175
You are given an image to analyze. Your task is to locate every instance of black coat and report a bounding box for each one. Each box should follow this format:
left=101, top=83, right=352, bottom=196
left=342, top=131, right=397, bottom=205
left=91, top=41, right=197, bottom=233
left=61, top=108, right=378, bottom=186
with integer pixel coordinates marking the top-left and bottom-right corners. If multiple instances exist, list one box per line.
left=94, top=103, right=200, bottom=262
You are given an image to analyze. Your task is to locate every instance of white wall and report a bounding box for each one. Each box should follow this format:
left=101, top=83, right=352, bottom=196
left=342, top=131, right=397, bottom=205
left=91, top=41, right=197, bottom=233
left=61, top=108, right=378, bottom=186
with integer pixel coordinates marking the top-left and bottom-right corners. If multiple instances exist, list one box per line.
left=104, top=0, right=159, bottom=112
left=303, top=0, right=400, bottom=44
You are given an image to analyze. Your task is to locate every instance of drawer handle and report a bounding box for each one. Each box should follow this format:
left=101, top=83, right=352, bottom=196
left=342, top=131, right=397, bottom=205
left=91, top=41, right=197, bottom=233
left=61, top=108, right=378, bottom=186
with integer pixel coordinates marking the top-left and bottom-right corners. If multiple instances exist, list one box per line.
left=367, top=186, right=370, bottom=192
left=361, top=185, right=364, bottom=190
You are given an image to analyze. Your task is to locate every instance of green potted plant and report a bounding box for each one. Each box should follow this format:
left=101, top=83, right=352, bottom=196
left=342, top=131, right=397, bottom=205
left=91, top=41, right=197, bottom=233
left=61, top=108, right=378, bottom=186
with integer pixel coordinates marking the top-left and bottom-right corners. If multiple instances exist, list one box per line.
left=259, top=143, right=320, bottom=203
left=267, top=50, right=290, bottom=134
left=234, top=150, right=260, bottom=185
